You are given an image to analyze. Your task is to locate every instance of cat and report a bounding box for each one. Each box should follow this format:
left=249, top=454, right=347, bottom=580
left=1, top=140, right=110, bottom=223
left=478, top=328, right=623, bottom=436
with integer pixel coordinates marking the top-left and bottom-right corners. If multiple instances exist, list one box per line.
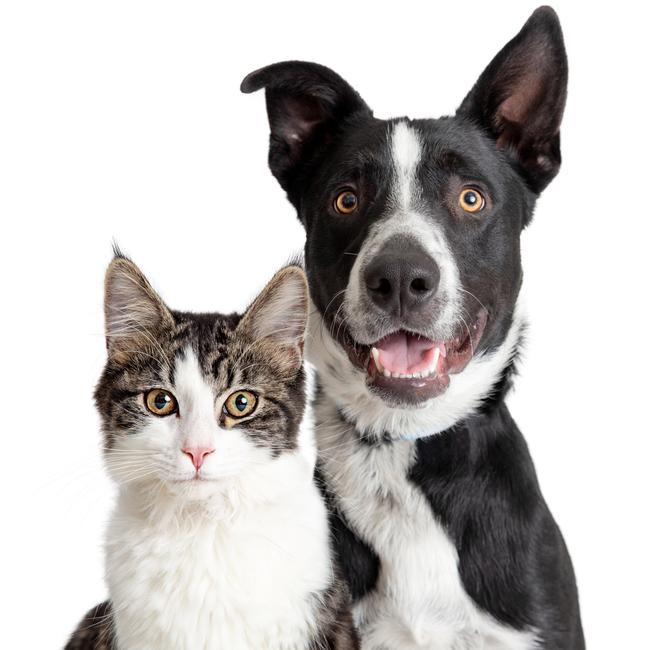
left=65, top=253, right=357, bottom=650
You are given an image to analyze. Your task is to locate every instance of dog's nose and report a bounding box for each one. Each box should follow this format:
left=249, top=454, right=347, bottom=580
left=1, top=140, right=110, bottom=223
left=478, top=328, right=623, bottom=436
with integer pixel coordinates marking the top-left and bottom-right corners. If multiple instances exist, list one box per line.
left=364, top=239, right=440, bottom=316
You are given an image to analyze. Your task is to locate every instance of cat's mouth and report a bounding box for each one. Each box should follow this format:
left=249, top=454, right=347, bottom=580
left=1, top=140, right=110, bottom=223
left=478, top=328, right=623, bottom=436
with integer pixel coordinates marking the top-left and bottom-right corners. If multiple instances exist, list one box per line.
left=342, top=309, right=488, bottom=405
left=169, top=475, right=218, bottom=483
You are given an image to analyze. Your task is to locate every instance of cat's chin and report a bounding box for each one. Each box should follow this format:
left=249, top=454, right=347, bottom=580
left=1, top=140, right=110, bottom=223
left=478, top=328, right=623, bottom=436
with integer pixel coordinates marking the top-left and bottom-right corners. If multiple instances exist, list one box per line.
left=163, top=477, right=229, bottom=501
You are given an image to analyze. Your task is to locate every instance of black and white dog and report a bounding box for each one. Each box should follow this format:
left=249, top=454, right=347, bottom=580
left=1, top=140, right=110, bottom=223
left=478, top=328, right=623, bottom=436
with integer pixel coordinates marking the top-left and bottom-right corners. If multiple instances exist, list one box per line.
left=242, top=6, right=584, bottom=649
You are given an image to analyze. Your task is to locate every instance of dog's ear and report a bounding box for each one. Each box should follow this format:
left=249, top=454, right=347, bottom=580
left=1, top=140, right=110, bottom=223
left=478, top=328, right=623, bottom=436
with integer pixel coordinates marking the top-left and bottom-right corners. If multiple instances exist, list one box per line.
left=241, top=61, right=371, bottom=193
left=457, top=6, right=568, bottom=194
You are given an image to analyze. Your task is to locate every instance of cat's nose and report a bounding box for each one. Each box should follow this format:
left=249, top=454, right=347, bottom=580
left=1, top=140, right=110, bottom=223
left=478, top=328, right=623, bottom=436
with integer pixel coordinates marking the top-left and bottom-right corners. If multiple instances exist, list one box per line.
left=182, top=446, right=215, bottom=470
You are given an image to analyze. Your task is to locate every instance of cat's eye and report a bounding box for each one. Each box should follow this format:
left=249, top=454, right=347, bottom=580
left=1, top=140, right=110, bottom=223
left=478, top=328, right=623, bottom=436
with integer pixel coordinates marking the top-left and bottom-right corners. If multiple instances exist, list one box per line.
left=334, top=190, right=358, bottom=215
left=223, top=390, right=258, bottom=418
left=145, top=389, right=178, bottom=417
left=458, top=188, right=485, bottom=213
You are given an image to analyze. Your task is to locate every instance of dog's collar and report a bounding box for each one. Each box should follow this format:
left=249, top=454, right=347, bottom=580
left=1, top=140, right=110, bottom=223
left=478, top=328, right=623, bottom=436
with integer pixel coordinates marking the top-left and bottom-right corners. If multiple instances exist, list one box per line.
left=335, top=407, right=393, bottom=446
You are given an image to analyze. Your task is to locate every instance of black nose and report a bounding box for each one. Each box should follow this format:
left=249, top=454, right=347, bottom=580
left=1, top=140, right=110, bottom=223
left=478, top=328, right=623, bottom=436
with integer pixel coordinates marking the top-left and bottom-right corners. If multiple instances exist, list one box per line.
left=363, top=238, right=440, bottom=316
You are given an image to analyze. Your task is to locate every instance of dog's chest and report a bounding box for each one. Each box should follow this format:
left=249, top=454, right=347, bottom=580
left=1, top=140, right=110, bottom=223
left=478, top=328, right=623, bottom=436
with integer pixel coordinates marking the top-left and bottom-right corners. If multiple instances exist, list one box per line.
left=316, top=402, right=536, bottom=650
left=106, top=491, right=330, bottom=650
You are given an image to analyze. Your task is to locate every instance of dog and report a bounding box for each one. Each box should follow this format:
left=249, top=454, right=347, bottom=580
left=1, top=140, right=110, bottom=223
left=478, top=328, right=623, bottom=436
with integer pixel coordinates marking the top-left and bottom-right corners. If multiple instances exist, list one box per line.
left=242, top=6, right=584, bottom=649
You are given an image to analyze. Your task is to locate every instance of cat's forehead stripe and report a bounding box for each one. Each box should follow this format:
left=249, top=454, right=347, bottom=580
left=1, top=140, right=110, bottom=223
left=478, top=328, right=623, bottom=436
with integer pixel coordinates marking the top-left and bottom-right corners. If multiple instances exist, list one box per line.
left=173, top=346, right=216, bottom=407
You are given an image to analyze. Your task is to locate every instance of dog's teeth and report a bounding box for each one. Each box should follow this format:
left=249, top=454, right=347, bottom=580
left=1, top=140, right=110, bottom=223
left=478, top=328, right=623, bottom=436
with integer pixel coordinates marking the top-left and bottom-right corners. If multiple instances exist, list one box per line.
left=417, top=348, right=441, bottom=379
left=371, top=347, right=383, bottom=372
left=383, top=368, right=391, bottom=378
left=431, top=347, right=440, bottom=373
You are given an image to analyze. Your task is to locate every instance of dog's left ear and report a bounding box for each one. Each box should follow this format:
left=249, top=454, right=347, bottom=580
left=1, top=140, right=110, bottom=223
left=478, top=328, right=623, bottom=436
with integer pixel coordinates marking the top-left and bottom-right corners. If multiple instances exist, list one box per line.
left=241, top=61, right=371, bottom=195
left=457, top=6, right=568, bottom=194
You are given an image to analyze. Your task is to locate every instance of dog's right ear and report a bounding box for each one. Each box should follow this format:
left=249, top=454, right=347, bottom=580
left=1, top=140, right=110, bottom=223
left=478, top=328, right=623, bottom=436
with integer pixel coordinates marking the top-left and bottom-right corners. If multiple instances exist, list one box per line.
left=241, top=61, right=371, bottom=192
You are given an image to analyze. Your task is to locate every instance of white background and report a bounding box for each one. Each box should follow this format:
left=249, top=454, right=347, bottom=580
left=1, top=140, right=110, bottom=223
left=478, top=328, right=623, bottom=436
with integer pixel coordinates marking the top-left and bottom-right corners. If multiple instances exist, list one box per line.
left=1, top=1, right=648, bottom=647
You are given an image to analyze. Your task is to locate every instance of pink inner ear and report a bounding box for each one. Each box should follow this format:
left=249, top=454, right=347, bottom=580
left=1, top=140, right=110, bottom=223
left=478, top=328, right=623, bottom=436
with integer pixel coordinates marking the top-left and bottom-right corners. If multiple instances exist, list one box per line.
left=500, top=71, right=545, bottom=124
left=495, top=71, right=548, bottom=152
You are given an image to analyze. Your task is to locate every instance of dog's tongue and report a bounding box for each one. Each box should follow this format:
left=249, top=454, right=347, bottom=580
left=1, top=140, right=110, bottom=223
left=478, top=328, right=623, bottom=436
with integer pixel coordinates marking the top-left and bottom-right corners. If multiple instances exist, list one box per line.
left=374, top=332, right=439, bottom=375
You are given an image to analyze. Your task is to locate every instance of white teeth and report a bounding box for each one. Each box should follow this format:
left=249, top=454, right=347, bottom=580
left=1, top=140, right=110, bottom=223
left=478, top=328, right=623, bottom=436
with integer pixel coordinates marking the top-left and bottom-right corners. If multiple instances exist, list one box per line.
left=371, top=347, right=383, bottom=372
left=430, top=347, right=440, bottom=373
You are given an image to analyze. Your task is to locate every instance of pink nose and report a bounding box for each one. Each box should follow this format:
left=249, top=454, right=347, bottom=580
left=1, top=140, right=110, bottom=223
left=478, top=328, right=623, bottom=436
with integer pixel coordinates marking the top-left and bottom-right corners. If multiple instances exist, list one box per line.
left=182, top=446, right=215, bottom=470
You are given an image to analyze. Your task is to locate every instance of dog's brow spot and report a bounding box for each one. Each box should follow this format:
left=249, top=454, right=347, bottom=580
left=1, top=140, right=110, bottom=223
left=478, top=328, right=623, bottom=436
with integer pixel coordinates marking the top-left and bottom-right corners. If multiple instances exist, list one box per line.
left=390, top=121, right=422, bottom=208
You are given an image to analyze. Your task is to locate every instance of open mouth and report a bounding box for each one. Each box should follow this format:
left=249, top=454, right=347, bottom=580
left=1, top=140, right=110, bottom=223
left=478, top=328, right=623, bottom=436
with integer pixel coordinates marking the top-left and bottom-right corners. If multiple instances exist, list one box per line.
left=344, top=308, right=488, bottom=404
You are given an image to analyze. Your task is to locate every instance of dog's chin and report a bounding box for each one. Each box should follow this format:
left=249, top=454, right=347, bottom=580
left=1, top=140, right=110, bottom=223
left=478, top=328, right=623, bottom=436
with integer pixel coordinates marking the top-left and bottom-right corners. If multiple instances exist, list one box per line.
left=342, top=308, right=488, bottom=407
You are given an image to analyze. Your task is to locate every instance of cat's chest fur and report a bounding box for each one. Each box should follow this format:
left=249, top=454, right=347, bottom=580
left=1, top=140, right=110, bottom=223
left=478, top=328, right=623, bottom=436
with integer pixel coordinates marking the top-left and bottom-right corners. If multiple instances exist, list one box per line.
left=106, top=464, right=332, bottom=650
left=316, top=399, right=537, bottom=650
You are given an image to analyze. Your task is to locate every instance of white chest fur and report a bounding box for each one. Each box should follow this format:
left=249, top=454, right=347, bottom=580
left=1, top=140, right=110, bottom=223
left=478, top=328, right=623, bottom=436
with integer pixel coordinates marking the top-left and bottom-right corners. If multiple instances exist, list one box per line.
left=105, top=455, right=332, bottom=650
left=316, top=399, right=538, bottom=650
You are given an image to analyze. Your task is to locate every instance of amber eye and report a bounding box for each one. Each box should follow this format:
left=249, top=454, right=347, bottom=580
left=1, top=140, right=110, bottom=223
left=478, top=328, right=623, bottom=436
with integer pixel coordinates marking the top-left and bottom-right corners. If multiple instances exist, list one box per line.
left=145, top=389, right=178, bottom=417
left=334, top=190, right=358, bottom=215
left=458, top=188, right=485, bottom=213
left=224, top=390, right=258, bottom=418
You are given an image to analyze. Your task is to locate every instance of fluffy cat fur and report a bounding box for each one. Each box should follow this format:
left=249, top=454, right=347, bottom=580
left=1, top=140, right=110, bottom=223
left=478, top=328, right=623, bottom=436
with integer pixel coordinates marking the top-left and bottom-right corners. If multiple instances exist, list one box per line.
left=66, top=254, right=357, bottom=650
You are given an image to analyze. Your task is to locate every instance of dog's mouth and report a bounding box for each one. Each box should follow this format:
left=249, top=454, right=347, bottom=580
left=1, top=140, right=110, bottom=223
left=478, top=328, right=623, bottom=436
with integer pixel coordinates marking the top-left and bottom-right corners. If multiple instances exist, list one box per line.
left=343, top=308, right=488, bottom=405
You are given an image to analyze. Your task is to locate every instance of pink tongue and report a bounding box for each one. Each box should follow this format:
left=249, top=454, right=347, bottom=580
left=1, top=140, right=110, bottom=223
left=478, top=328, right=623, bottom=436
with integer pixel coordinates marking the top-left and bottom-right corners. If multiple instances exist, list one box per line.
left=375, top=332, right=438, bottom=375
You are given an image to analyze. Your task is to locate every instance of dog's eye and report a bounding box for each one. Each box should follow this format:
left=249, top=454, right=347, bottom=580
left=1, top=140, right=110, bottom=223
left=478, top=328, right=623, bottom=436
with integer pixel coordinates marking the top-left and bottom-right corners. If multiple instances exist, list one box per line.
left=145, top=389, right=178, bottom=417
left=334, top=190, right=358, bottom=215
left=223, top=390, right=258, bottom=418
left=459, top=188, right=485, bottom=213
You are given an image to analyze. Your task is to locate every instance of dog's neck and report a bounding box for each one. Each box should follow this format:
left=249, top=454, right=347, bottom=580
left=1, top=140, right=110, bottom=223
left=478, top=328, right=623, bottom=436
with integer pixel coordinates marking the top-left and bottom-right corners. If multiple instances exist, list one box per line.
left=306, top=301, right=525, bottom=442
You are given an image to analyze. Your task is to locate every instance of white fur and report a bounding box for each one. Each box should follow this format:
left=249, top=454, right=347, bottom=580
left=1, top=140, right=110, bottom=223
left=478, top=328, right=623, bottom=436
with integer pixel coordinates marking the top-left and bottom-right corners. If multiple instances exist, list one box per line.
left=391, top=120, right=421, bottom=207
left=105, top=348, right=332, bottom=650
left=316, top=397, right=538, bottom=650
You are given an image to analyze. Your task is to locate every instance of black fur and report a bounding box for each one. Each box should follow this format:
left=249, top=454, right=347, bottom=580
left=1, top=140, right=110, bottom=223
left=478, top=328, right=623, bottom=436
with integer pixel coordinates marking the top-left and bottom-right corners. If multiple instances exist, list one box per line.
left=243, top=6, right=583, bottom=648
left=410, top=404, right=582, bottom=646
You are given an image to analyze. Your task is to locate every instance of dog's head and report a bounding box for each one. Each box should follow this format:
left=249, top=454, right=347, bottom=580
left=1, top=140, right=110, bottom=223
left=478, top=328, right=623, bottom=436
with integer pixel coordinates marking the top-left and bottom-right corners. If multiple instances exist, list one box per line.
left=242, top=7, right=567, bottom=438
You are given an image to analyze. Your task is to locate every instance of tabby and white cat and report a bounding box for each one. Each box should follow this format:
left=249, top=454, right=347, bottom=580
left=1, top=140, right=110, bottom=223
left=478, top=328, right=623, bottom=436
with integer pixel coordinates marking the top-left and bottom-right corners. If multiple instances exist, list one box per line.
left=66, top=255, right=357, bottom=650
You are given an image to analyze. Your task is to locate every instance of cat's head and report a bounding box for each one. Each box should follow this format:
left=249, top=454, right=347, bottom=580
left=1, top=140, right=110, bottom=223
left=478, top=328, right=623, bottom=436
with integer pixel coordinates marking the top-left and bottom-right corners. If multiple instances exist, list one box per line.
left=95, top=254, right=309, bottom=502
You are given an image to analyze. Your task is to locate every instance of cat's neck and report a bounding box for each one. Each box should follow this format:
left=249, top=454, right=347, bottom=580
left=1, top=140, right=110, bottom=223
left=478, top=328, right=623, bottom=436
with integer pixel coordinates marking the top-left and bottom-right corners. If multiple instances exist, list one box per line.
left=105, top=449, right=332, bottom=650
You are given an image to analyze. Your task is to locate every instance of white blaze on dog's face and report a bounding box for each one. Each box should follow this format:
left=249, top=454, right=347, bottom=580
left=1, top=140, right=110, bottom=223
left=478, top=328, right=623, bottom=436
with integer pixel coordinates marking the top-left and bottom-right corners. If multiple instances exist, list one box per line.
left=243, top=10, right=567, bottom=437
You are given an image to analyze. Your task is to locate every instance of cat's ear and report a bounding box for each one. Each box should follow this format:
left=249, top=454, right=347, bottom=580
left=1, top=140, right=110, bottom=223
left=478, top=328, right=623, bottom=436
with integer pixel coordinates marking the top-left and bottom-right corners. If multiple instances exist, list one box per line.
left=237, top=265, right=309, bottom=372
left=103, top=254, right=173, bottom=362
left=457, top=6, right=568, bottom=194
left=241, top=61, right=371, bottom=194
